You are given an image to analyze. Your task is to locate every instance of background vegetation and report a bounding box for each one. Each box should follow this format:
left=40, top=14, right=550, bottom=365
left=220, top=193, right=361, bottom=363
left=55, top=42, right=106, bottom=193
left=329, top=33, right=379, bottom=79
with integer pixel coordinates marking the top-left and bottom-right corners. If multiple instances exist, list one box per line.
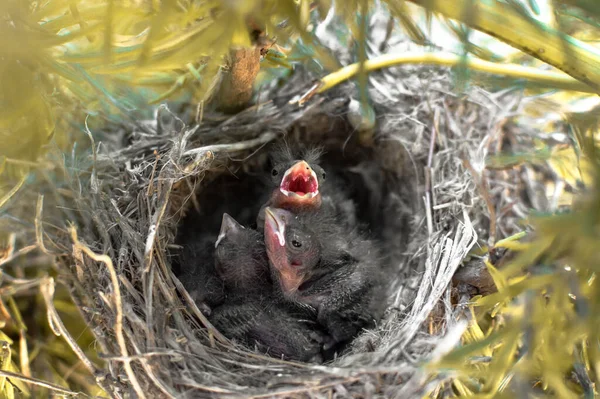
left=1, top=0, right=599, bottom=397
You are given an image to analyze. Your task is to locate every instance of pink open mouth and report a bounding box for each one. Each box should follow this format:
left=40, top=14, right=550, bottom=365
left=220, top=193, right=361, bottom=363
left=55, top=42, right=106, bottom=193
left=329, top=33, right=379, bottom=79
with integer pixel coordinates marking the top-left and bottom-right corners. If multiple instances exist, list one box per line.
left=279, top=161, right=319, bottom=198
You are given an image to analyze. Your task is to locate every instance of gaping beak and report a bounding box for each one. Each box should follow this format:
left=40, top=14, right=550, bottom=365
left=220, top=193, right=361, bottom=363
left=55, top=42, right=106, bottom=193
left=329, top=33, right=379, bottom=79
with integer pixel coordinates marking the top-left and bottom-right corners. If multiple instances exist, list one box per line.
left=264, top=207, right=286, bottom=247
left=279, top=160, right=319, bottom=199
left=215, top=213, right=244, bottom=248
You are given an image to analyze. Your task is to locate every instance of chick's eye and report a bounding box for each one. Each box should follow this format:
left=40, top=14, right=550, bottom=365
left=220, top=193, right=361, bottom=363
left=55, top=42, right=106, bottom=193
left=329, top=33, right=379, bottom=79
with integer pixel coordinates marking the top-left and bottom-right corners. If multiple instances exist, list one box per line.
left=291, top=240, right=302, bottom=248
left=271, top=168, right=279, bottom=176
left=321, top=171, right=326, bottom=180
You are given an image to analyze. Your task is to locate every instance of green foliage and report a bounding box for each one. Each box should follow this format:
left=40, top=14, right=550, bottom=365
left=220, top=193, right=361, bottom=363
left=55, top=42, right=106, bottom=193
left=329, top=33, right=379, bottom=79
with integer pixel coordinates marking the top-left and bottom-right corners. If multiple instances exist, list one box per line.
left=0, top=267, right=104, bottom=397
left=431, top=73, right=600, bottom=399
left=0, top=0, right=309, bottom=215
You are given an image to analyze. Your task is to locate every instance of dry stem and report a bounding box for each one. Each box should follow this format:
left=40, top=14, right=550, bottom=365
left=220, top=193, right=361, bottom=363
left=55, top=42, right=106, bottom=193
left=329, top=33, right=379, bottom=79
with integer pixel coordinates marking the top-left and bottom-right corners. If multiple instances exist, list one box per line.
left=69, top=228, right=146, bottom=399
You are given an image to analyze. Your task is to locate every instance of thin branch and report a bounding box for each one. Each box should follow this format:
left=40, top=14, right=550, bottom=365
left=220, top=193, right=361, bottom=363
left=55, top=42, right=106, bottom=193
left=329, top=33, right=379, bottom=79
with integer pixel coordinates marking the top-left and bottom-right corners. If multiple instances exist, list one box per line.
left=0, top=174, right=27, bottom=210
left=462, top=158, right=497, bottom=245
left=170, top=273, right=230, bottom=345
left=298, top=51, right=594, bottom=101
left=183, top=132, right=277, bottom=157
left=0, top=232, right=37, bottom=267
left=35, top=195, right=48, bottom=253
left=124, top=330, right=177, bottom=399
left=100, top=351, right=183, bottom=362
left=424, top=107, right=440, bottom=236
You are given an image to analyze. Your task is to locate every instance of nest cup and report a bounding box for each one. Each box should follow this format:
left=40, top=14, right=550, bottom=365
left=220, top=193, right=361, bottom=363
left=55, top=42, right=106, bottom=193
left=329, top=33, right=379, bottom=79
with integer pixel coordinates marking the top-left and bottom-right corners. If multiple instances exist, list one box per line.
left=42, top=59, right=523, bottom=398
left=173, top=122, right=416, bottom=278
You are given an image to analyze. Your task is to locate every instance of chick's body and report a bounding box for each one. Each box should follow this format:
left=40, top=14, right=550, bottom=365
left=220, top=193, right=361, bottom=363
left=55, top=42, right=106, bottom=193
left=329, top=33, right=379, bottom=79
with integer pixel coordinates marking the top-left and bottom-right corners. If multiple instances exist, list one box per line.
left=177, top=235, right=225, bottom=316
left=213, top=214, right=271, bottom=295
left=263, top=207, right=386, bottom=349
left=209, top=214, right=324, bottom=362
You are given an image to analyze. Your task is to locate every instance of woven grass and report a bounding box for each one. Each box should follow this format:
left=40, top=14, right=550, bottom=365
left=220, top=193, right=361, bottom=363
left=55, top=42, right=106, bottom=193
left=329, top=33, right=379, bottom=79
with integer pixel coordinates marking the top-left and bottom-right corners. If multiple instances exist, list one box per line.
left=2, top=11, right=552, bottom=399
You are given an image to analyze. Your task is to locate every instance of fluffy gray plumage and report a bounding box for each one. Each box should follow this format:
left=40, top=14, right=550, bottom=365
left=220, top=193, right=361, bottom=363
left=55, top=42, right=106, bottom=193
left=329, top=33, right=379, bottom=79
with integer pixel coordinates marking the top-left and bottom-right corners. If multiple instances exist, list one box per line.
left=209, top=213, right=325, bottom=362
left=264, top=206, right=387, bottom=352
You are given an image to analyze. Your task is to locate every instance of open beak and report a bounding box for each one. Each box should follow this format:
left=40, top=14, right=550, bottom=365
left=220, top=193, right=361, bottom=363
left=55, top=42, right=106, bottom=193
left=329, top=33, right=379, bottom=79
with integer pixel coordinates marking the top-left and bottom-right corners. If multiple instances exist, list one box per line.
left=264, top=207, right=286, bottom=247
left=279, top=160, right=319, bottom=199
left=215, top=213, right=244, bottom=248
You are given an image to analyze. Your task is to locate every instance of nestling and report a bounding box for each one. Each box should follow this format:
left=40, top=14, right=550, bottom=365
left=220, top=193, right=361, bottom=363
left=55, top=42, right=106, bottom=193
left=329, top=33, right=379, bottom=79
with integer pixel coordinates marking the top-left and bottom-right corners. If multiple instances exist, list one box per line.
left=209, top=213, right=325, bottom=362
left=177, top=235, right=225, bottom=316
left=257, top=147, right=357, bottom=230
left=263, top=206, right=386, bottom=348
left=213, top=213, right=271, bottom=294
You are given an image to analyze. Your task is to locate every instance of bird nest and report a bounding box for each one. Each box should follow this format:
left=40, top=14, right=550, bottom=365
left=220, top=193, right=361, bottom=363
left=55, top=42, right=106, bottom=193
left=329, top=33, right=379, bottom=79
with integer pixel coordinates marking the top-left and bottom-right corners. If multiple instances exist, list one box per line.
left=17, top=17, right=549, bottom=396
left=28, top=61, right=542, bottom=398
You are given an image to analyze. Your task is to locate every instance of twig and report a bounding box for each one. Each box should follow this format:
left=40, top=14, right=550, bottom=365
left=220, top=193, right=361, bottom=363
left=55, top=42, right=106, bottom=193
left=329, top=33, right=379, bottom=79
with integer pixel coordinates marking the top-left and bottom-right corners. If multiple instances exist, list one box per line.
left=424, top=108, right=440, bottom=236
left=0, top=174, right=27, bottom=210
left=124, top=330, right=177, bottom=399
left=143, top=178, right=172, bottom=273
left=195, top=100, right=204, bottom=125
left=35, top=195, right=48, bottom=253
left=183, top=132, right=278, bottom=157
left=170, top=274, right=230, bottom=345
left=100, top=351, right=183, bottom=362
left=146, top=151, right=160, bottom=197
left=143, top=174, right=174, bottom=355
left=69, top=228, right=147, bottom=399
left=0, top=233, right=37, bottom=267
left=305, top=51, right=594, bottom=99
left=84, top=115, right=100, bottom=193
left=153, top=243, right=231, bottom=360
left=0, top=277, right=43, bottom=296
left=290, top=83, right=320, bottom=106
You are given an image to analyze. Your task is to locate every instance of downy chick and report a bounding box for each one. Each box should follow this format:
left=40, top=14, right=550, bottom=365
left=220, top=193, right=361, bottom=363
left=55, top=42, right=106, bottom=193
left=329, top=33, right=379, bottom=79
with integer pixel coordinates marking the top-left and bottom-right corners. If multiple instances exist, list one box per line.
left=257, top=147, right=356, bottom=230
left=213, top=213, right=270, bottom=295
left=177, top=235, right=225, bottom=316
left=210, top=213, right=325, bottom=362
left=263, top=207, right=385, bottom=349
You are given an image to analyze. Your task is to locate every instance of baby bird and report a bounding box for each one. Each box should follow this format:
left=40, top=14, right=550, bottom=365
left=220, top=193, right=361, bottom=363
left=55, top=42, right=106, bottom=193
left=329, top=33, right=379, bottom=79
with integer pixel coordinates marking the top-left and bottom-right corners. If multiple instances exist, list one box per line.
left=263, top=207, right=386, bottom=349
left=177, top=235, right=225, bottom=316
left=257, top=147, right=357, bottom=231
left=209, top=213, right=325, bottom=362
left=256, top=148, right=325, bottom=227
left=213, top=213, right=270, bottom=295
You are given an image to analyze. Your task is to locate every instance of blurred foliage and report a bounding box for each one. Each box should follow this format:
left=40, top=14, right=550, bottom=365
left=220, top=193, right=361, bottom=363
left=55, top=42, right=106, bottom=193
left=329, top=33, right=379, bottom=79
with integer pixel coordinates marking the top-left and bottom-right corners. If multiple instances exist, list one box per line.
left=2, top=0, right=600, bottom=397
left=0, top=0, right=339, bottom=213
left=427, top=2, right=600, bottom=396
left=0, top=259, right=104, bottom=397
left=433, top=113, right=600, bottom=397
